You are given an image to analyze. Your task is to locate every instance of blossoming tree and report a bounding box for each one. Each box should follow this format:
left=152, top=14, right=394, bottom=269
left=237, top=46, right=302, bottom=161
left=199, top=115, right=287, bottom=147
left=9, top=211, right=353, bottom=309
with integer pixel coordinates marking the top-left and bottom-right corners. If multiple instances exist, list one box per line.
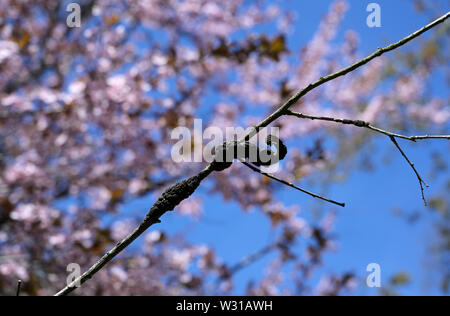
left=0, top=0, right=448, bottom=295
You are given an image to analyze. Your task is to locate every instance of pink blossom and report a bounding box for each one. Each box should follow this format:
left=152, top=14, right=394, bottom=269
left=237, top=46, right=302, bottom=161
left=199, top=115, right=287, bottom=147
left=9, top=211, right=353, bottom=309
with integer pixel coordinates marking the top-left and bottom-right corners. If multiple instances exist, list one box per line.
left=176, top=197, right=203, bottom=218
left=0, top=262, right=29, bottom=281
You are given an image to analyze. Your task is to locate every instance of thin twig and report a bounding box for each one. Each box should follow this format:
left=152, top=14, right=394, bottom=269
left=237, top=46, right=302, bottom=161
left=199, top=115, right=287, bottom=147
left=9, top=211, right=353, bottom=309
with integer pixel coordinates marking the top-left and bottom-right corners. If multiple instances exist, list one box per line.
left=285, top=111, right=450, bottom=142
left=286, top=110, right=438, bottom=204
left=242, top=162, right=345, bottom=207
left=222, top=242, right=280, bottom=280
left=389, top=136, right=429, bottom=205
left=243, top=12, right=450, bottom=141
left=16, top=280, right=22, bottom=296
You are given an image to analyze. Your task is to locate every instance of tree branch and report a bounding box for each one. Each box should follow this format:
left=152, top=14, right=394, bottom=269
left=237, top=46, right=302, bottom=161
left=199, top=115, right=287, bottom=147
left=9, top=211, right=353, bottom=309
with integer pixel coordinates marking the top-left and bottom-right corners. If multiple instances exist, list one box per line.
left=54, top=165, right=213, bottom=296
left=389, top=136, right=429, bottom=205
left=16, top=280, right=22, bottom=296
left=242, top=162, right=345, bottom=207
left=285, top=110, right=447, bottom=204
left=285, top=111, right=450, bottom=141
left=243, top=12, right=450, bottom=141
left=53, top=12, right=449, bottom=295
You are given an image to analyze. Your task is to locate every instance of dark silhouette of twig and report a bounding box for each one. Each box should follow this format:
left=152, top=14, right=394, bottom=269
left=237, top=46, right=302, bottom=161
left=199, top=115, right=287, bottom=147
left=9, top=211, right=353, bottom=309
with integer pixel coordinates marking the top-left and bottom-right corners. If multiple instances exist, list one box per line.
left=16, top=280, right=22, bottom=296
left=389, top=136, right=429, bottom=205
left=285, top=110, right=446, bottom=204
left=243, top=12, right=450, bottom=141
left=285, top=111, right=450, bottom=141
left=242, top=162, right=345, bottom=207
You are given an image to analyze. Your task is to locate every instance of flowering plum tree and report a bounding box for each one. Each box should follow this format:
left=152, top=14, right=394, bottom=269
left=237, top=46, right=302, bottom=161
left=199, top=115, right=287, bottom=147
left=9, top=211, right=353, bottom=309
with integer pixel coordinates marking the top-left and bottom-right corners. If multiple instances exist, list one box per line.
left=0, top=0, right=448, bottom=295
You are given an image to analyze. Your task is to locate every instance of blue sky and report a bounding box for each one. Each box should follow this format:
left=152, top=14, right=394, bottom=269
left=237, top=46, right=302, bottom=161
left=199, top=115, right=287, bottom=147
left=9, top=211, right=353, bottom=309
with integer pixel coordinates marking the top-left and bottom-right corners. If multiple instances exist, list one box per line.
left=117, top=1, right=449, bottom=295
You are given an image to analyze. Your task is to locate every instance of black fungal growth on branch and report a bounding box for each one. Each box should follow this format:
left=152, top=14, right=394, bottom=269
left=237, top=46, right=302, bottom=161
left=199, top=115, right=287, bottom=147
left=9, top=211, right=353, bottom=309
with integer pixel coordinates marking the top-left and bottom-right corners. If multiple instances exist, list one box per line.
left=144, top=167, right=213, bottom=222
left=210, top=134, right=288, bottom=171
